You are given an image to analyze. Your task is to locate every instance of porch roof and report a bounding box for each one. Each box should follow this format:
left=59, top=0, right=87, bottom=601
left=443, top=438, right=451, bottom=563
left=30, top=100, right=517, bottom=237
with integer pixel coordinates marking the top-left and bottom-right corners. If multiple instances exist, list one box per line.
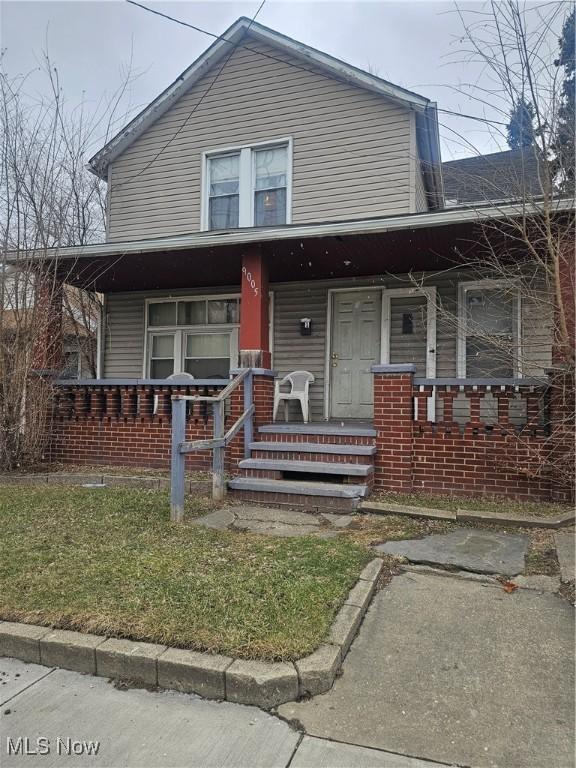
left=10, top=199, right=573, bottom=293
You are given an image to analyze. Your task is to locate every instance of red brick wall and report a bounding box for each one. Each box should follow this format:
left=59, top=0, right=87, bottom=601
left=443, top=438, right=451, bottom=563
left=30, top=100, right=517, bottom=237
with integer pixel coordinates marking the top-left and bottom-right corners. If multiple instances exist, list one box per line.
left=50, top=414, right=212, bottom=470
left=411, top=426, right=551, bottom=501
left=372, top=371, right=414, bottom=492
left=372, top=368, right=563, bottom=502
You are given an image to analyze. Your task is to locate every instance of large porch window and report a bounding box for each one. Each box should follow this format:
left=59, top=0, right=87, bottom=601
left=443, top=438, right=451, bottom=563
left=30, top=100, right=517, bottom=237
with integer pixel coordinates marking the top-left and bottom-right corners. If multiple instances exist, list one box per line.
left=458, top=281, right=520, bottom=377
left=146, top=296, right=239, bottom=379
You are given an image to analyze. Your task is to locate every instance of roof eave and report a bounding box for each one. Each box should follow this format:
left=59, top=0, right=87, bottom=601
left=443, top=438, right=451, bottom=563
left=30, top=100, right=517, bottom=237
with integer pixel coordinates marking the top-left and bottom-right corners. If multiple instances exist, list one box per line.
left=10, top=198, right=574, bottom=265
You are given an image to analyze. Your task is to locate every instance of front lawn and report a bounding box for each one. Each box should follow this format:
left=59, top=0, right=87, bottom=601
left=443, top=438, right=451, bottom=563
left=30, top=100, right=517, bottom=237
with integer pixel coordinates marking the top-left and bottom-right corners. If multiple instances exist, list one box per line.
left=0, top=486, right=370, bottom=661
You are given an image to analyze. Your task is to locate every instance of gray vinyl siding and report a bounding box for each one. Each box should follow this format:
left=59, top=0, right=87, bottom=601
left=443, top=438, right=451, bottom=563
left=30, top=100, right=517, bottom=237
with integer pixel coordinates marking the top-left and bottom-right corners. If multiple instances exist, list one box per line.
left=103, top=286, right=240, bottom=378
left=103, top=294, right=145, bottom=377
left=107, top=39, right=414, bottom=242
left=102, top=273, right=553, bottom=420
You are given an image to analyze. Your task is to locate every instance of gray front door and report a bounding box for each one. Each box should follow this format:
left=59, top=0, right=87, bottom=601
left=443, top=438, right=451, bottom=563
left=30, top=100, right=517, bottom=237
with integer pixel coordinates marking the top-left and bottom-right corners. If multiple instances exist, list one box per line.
left=330, top=291, right=381, bottom=419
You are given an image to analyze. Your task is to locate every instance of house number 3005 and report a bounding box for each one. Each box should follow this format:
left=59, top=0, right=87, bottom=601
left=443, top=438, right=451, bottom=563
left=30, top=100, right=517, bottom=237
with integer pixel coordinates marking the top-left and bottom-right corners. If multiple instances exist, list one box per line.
left=242, top=265, right=259, bottom=296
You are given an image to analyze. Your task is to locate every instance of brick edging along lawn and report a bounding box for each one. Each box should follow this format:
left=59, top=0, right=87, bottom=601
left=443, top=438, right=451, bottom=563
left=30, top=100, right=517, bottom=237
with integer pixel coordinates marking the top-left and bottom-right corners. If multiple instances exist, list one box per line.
left=0, top=559, right=382, bottom=709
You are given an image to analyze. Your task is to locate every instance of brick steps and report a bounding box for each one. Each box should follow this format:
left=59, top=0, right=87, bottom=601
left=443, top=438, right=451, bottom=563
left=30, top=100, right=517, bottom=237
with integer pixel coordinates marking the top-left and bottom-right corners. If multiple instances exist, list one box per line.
left=229, top=423, right=376, bottom=510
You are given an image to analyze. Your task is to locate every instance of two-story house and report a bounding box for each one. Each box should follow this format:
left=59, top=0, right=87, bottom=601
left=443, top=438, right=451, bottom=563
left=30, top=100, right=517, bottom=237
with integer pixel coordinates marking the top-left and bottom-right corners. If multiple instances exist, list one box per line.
left=31, top=17, right=572, bottom=507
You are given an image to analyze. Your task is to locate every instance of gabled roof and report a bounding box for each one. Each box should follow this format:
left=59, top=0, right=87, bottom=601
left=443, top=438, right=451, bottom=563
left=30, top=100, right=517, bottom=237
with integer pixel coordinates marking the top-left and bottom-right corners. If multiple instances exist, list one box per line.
left=442, top=148, right=543, bottom=205
left=89, top=17, right=442, bottom=206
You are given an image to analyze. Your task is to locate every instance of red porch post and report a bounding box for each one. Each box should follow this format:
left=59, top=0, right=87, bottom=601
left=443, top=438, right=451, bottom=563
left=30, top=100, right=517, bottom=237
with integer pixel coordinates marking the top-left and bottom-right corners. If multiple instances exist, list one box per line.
left=371, top=364, right=415, bottom=492
left=239, top=247, right=271, bottom=369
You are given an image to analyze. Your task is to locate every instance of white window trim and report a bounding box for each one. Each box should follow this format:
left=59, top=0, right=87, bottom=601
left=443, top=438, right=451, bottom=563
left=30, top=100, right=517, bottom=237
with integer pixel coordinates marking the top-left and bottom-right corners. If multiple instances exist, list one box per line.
left=143, top=292, right=274, bottom=377
left=201, top=137, right=293, bottom=231
left=457, top=279, right=522, bottom=378
left=144, top=294, right=241, bottom=377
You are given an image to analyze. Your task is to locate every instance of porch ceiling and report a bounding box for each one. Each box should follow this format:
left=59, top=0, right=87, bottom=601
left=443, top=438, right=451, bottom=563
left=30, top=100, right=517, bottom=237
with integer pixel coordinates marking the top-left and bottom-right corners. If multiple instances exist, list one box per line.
left=58, top=222, right=483, bottom=293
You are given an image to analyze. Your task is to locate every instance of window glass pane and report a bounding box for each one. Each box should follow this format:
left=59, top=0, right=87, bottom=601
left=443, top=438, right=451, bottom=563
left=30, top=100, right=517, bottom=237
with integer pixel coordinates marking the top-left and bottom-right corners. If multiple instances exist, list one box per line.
left=184, top=358, right=229, bottom=379
left=254, top=188, right=286, bottom=226
left=152, top=334, right=174, bottom=358
left=209, top=154, right=239, bottom=196
left=151, top=359, right=175, bottom=378
left=254, top=146, right=287, bottom=191
left=148, top=302, right=176, bottom=326
left=209, top=195, right=239, bottom=229
left=208, top=299, right=239, bottom=324
left=178, top=300, right=206, bottom=325
left=466, top=339, right=514, bottom=377
left=62, top=351, right=80, bottom=379
left=466, top=289, right=513, bottom=336
left=185, top=333, right=229, bottom=358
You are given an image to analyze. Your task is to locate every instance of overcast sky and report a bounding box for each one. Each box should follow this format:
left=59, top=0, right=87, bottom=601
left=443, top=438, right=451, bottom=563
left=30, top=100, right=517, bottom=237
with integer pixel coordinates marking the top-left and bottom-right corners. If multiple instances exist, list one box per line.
left=0, top=1, right=563, bottom=161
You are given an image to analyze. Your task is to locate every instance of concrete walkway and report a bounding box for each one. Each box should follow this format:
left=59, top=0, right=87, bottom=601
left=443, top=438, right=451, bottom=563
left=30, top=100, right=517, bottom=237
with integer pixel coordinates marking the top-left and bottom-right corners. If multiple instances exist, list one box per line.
left=0, top=657, right=441, bottom=767
left=279, top=570, right=575, bottom=768
left=376, top=529, right=529, bottom=575
left=193, top=505, right=353, bottom=537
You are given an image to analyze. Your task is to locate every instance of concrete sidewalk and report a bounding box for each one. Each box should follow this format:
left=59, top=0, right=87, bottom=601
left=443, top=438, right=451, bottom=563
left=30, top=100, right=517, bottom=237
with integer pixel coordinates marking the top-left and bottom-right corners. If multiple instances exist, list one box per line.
left=0, top=657, right=440, bottom=768
left=280, top=570, right=575, bottom=768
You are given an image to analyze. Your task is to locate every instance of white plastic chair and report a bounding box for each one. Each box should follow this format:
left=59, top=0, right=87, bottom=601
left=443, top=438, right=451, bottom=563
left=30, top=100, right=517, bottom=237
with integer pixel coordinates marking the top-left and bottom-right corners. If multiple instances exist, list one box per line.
left=273, top=371, right=315, bottom=423
left=153, top=372, right=195, bottom=414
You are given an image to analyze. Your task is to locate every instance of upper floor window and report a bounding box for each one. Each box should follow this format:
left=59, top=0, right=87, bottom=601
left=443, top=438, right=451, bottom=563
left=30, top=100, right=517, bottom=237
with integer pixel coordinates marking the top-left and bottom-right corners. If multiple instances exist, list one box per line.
left=204, top=140, right=291, bottom=231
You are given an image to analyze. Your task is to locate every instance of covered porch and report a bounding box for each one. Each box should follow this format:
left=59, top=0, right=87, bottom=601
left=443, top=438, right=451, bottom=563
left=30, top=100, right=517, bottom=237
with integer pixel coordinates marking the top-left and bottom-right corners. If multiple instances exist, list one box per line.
left=32, top=205, right=571, bottom=503
left=46, top=205, right=548, bottom=425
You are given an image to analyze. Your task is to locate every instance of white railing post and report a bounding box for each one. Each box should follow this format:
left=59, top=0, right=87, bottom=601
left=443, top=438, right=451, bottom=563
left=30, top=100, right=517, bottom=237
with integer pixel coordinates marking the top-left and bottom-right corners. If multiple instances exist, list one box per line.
left=170, top=396, right=186, bottom=522
left=212, top=399, right=225, bottom=500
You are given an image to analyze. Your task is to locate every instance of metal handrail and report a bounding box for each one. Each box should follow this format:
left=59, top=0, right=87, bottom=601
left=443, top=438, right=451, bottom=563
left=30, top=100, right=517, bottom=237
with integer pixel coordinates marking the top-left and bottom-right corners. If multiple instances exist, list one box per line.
left=170, top=368, right=254, bottom=521
left=172, top=368, right=250, bottom=403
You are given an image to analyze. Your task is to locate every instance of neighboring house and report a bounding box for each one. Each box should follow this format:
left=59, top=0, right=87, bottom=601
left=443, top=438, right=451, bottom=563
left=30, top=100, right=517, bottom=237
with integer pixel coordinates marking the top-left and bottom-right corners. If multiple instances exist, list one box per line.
left=0, top=273, right=96, bottom=380
left=20, top=18, right=572, bottom=505
left=442, top=148, right=543, bottom=205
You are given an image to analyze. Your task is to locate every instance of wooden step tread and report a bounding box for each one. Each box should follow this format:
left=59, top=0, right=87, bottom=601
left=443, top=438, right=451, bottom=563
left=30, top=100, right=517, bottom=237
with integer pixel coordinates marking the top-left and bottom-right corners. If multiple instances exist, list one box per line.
left=249, top=441, right=376, bottom=456
left=258, top=423, right=376, bottom=437
left=239, top=458, right=373, bottom=476
left=228, top=477, right=369, bottom=498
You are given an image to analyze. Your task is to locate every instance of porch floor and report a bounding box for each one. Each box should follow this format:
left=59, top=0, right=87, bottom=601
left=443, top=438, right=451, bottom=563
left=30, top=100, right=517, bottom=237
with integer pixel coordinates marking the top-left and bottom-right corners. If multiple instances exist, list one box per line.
left=258, top=421, right=376, bottom=437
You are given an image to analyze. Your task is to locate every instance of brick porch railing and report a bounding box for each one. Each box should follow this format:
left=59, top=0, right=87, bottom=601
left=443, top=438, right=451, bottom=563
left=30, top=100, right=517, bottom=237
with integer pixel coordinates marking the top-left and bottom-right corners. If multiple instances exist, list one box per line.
left=50, top=373, right=275, bottom=471
left=372, top=365, right=570, bottom=502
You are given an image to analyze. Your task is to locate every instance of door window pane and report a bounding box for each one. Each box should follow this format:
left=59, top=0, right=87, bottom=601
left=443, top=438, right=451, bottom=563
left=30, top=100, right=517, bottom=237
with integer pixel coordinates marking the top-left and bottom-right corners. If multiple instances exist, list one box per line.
left=148, top=302, right=176, bottom=326
left=208, top=299, right=239, bottom=324
left=254, top=146, right=287, bottom=226
left=209, top=154, right=240, bottom=230
left=178, top=301, right=206, bottom=325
